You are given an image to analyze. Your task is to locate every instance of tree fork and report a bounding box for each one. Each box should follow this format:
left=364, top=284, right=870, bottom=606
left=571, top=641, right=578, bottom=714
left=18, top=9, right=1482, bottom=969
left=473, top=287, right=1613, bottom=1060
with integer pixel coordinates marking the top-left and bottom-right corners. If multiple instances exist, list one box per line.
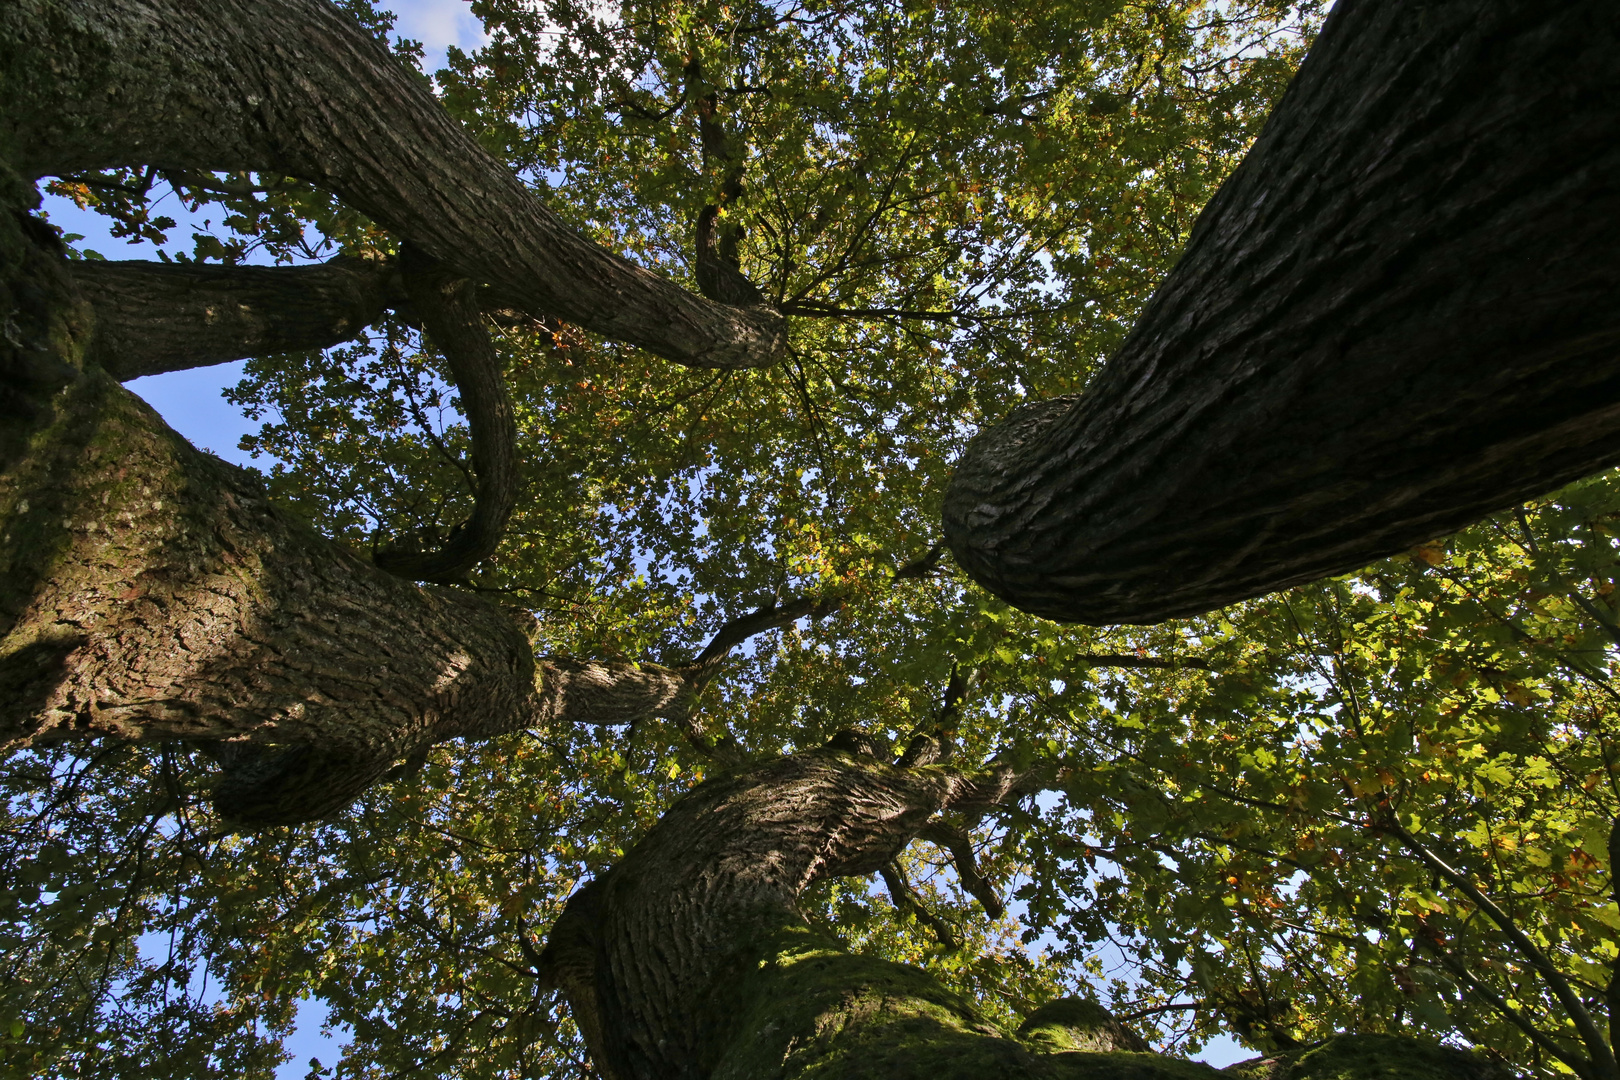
left=0, top=227, right=691, bottom=823
left=944, top=0, right=1620, bottom=625
left=1, top=0, right=784, bottom=368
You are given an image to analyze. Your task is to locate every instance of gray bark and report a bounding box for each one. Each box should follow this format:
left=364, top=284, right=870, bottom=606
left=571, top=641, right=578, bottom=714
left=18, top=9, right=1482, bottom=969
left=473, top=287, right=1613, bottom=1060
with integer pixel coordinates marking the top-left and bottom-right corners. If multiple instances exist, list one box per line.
left=945, top=0, right=1620, bottom=624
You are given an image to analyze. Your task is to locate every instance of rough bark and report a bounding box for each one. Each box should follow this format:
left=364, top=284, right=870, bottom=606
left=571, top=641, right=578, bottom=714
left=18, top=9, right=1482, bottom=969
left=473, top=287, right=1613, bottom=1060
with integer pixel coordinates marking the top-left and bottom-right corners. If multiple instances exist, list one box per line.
left=540, top=745, right=1503, bottom=1080
left=1, top=0, right=783, bottom=369
left=73, top=255, right=393, bottom=380
left=0, top=229, right=690, bottom=825
left=944, top=0, right=1620, bottom=625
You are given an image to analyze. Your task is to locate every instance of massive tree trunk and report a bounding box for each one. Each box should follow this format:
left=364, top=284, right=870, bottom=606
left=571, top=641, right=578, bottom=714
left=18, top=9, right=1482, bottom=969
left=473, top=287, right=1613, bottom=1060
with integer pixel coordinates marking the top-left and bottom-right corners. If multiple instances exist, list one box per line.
left=539, top=744, right=1503, bottom=1080
left=0, top=0, right=795, bottom=822
left=945, top=0, right=1620, bottom=625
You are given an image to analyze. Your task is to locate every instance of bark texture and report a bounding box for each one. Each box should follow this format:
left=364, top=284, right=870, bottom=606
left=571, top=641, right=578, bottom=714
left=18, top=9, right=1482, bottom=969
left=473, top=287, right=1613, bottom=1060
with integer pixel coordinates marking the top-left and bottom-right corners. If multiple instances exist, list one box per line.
left=1, top=0, right=783, bottom=369
left=73, top=255, right=393, bottom=380
left=0, top=237, right=690, bottom=824
left=541, top=746, right=1504, bottom=1080
left=945, top=0, right=1620, bottom=624
left=0, top=361, right=690, bottom=821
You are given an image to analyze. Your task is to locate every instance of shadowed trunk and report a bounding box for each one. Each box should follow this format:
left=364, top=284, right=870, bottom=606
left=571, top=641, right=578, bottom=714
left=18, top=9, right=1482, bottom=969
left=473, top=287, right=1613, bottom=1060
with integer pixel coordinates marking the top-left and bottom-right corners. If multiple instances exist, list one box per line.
left=945, top=0, right=1620, bottom=625
left=539, top=746, right=1506, bottom=1080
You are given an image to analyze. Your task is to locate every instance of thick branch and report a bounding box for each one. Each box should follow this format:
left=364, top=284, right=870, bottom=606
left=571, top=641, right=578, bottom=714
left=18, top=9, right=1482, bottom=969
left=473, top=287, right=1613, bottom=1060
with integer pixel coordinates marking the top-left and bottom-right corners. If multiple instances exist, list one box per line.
left=208, top=656, right=690, bottom=826
left=5, top=0, right=783, bottom=368
left=0, top=341, right=689, bottom=824
left=944, top=1, right=1620, bottom=624
left=73, top=255, right=392, bottom=379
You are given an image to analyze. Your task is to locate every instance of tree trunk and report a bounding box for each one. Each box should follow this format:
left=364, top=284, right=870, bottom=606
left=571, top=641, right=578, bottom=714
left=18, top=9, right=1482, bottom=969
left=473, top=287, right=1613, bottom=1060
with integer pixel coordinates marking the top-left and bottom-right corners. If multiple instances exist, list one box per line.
left=540, top=745, right=1506, bottom=1080
left=944, top=0, right=1620, bottom=625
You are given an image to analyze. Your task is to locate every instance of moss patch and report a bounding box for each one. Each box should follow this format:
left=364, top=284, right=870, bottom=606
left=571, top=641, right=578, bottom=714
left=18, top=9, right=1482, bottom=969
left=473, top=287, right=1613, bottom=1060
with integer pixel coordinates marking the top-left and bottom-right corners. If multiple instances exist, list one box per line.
left=1224, top=1035, right=1507, bottom=1080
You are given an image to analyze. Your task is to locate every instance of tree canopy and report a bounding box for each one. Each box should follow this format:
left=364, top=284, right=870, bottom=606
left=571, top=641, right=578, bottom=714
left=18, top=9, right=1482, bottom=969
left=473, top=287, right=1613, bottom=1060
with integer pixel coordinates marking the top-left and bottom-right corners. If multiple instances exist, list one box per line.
left=2, top=1, right=1617, bottom=1079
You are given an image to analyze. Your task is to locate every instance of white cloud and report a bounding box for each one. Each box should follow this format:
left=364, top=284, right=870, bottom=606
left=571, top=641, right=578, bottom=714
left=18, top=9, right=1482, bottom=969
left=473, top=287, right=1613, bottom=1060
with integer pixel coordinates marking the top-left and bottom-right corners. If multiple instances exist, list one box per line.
left=388, top=0, right=491, bottom=73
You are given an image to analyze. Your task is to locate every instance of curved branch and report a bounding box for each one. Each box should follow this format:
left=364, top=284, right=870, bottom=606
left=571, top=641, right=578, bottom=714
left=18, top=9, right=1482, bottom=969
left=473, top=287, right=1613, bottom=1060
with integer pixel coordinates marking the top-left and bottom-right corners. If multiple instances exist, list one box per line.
left=372, top=246, right=517, bottom=582
left=72, top=255, right=393, bottom=379
left=679, top=592, right=845, bottom=689
left=8, top=0, right=783, bottom=369
left=944, top=1, right=1620, bottom=624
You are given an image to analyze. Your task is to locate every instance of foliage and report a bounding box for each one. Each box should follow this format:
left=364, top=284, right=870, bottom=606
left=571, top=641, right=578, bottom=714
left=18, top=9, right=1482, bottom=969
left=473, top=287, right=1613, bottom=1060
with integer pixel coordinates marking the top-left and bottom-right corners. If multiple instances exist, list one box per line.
left=16, top=2, right=1617, bottom=1080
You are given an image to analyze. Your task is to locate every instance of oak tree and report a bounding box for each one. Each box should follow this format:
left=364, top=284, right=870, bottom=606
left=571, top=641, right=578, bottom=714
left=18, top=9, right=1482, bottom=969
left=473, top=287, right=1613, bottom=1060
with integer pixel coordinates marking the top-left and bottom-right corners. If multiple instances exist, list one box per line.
left=2, top=1, right=1615, bottom=1078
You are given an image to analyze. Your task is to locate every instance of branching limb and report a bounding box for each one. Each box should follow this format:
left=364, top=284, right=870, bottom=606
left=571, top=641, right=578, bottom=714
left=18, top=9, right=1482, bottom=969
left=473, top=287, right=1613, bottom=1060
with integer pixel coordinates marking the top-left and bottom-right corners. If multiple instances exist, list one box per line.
left=1412, top=929, right=1595, bottom=1079
left=1072, top=653, right=1222, bottom=671
left=897, top=662, right=979, bottom=766
left=1382, top=819, right=1619, bottom=1080
left=11, top=0, right=783, bottom=369
left=892, top=541, right=946, bottom=580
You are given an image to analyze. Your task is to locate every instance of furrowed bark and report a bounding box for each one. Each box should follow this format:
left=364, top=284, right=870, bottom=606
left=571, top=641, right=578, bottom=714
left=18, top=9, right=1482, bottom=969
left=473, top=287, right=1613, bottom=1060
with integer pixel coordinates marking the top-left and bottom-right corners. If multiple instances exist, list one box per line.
left=211, top=657, right=691, bottom=825
left=73, top=255, right=393, bottom=380
left=944, top=0, right=1620, bottom=624
left=1, top=0, right=784, bottom=369
left=0, top=365, right=538, bottom=754
left=0, top=241, right=690, bottom=824
left=542, top=745, right=1500, bottom=1080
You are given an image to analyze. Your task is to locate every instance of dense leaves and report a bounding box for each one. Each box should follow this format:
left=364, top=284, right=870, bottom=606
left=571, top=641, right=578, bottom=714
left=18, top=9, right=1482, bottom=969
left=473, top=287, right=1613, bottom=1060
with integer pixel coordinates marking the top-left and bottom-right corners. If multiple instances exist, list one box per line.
left=9, top=2, right=1616, bottom=1079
